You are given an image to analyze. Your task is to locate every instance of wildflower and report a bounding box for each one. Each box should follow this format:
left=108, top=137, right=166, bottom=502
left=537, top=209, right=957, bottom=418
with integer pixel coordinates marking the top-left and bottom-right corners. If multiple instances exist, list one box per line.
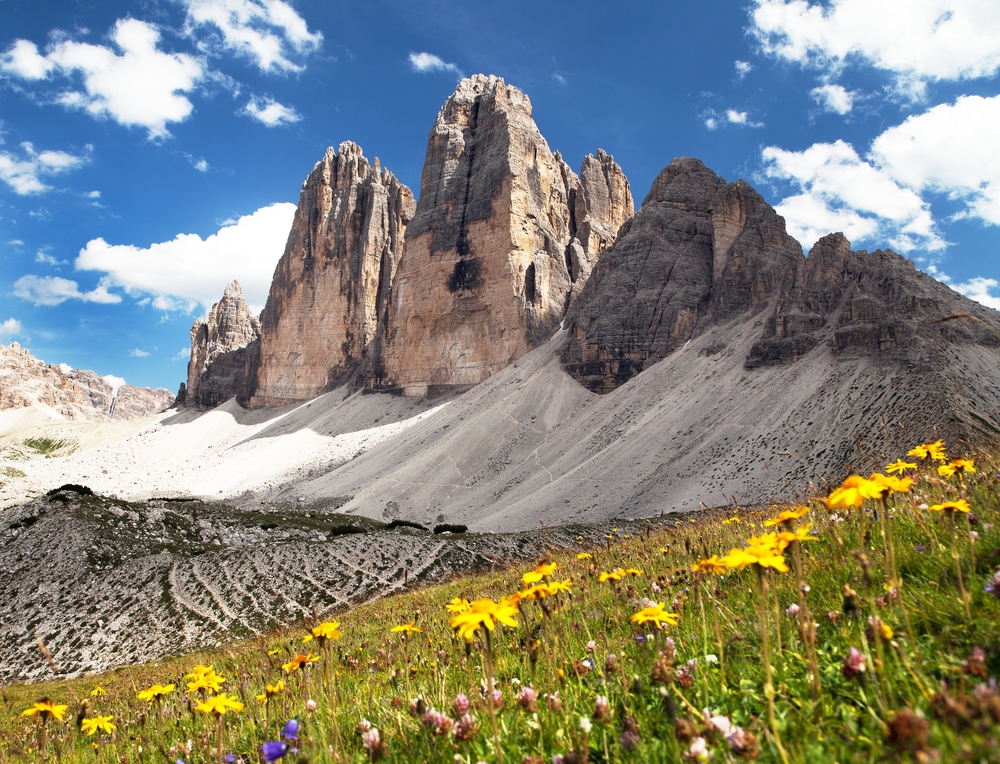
left=260, top=742, right=287, bottom=763
left=282, top=719, right=299, bottom=741
left=579, top=715, right=593, bottom=734
left=446, top=597, right=471, bottom=614
left=390, top=623, right=423, bottom=636
left=281, top=653, right=319, bottom=674
left=885, top=459, right=918, bottom=475
left=721, top=537, right=788, bottom=573
left=721, top=517, right=740, bottom=525
left=825, top=475, right=883, bottom=509
left=599, top=568, right=626, bottom=582
left=675, top=661, right=695, bottom=688
left=195, top=694, right=244, bottom=716
left=422, top=708, right=453, bottom=735
left=984, top=570, right=1000, bottom=598
left=449, top=598, right=519, bottom=642
left=887, top=709, right=930, bottom=757
left=362, top=727, right=388, bottom=761
left=89, top=686, right=106, bottom=698
left=546, top=692, right=563, bottom=712
left=185, top=665, right=225, bottom=694
left=620, top=716, right=641, bottom=751
left=137, top=684, right=175, bottom=703
left=626, top=568, right=644, bottom=576
left=785, top=603, right=800, bottom=619
left=592, top=695, right=613, bottom=724
left=937, top=463, right=957, bottom=478
left=22, top=700, right=69, bottom=721
left=682, top=736, right=712, bottom=762
left=546, top=579, right=573, bottom=595
left=763, top=505, right=810, bottom=527
left=907, top=440, right=947, bottom=462
left=951, top=458, right=976, bottom=473
left=586, top=640, right=596, bottom=653
left=255, top=680, right=285, bottom=703
left=453, top=714, right=478, bottom=741
left=962, top=647, right=988, bottom=678
left=517, top=686, right=537, bottom=712
left=867, top=616, right=894, bottom=641
left=842, top=648, right=867, bottom=680
left=776, top=523, right=818, bottom=549
left=576, top=552, right=592, bottom=560
left=691, top=556, right=727, bottom=575
left=868, top=473, right=914, bottom=498
left=304, top=700, right=317, bottom=713
left=304, top=620, right=342, bottom=643
left=927, top=500, right=971, bottom=514
left=453, top=693, right=470, bottom=716
left=630, top=602, right=680, bottom=629
left=81, top=715, right=116, bottom=736
left=522, top=561, right=558, bottom=585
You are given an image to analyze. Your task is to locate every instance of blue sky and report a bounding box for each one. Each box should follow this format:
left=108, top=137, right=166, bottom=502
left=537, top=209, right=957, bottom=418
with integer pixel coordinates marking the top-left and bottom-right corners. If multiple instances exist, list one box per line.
left=1, top=0, right=998, bottom=391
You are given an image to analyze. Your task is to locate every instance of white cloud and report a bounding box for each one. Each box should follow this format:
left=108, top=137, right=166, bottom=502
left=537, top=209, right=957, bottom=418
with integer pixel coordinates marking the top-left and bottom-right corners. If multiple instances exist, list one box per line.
left=0, top=318, right=22, bottom=339
left=8, top=239, right=25, bottom=246
left=704, top=109, right=763, bottom=130
left=750, top=0, right=1000, bottom=98
left=949, top=276, right=1000, bottom=310
left=130, top=348, right=151, bottom=357
left=735, top=60, right=753, bottom=78
left=552, top=72, right=567, bottom=85
left=58, top=363, right=72, bottom=374
left=1, top=19, right=204, bottom=139
left=810, top=83, right=855, bottom=114
left=173, top=347, right=192, bottom=361
left=871, top=94, right=1000, bottom=226
left=182, top=0, right=322, bottom=73
left=408, top=52, right=462, bottom=77
left=0, top=141, right=89, bottom=195
left=75, top=201, right=295, bottom=312
left=35, top=249, right=68, bottom=266
left=103, top=374, right=126, bottom=395
left=704, top=116, right=719, bottom=130
left=242, top=95, right=300, bottom=126
left=13, top=274, right=122, bottom=306
left=762, top=139, right=945, bottom=252
left=194, top=158, right=209, bottom=172
left=86, top=190, right=101, bottom=199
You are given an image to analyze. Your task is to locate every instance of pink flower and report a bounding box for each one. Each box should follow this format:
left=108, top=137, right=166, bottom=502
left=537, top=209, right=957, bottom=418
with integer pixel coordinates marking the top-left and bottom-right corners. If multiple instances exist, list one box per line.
left=842, top=647, right=867, bottom=680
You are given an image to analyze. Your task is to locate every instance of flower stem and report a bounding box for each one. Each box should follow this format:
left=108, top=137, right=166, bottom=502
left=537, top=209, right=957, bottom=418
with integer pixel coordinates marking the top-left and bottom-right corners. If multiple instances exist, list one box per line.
left=949, top=513, right=972, bottom=621
left=755, top=567, right=789, bottom=764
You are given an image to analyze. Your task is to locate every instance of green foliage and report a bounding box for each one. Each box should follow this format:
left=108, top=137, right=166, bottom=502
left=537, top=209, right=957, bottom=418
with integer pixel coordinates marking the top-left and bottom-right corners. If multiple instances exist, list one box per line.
left=386, top=519, right=429, bottom=531
left=2, top=442, right=1000, bottom=763
left=22, top=437, right=77, bottom=457
left=2, top=466, right=26, bottom=478
left=433, top=523, right=468, bottom=535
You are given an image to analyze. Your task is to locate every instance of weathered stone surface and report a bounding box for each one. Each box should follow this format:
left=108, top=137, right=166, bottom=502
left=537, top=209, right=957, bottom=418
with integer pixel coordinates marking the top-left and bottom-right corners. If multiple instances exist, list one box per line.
left=562, top=157, right=804, bottom=392
left=0, top=343, right=173, bottom=420
left=249, top=143, right=414, bottom=407
left=374, top=75, right=632, bottom=394
left=186, top=280, right=261, bottom=408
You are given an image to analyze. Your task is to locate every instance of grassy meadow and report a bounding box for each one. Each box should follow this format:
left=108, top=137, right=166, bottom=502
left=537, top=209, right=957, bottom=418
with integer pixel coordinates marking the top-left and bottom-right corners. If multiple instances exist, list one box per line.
left=2, top=439, right=999, bottom=763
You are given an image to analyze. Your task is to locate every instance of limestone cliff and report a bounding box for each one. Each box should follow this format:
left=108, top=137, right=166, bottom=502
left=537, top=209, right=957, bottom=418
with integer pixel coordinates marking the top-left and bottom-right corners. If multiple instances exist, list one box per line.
left=374, top=75, right=632, bottom=394
left=248, top=142, right=415, bottom=407
left=0, top=343, right=173, bottom=420
left=185, top=280, right=261, bottom=408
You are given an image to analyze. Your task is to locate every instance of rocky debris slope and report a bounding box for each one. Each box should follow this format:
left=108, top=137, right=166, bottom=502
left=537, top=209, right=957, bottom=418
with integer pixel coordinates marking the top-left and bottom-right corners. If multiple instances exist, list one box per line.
left=248, top=143, right=415, bottom=407
left=374, top=75, right=632, bottom=394
left=0, top=487, right=666, bottom=682
left=0, top=343, right=173, bottom=421
left=184, top=281, right=261, bottom=408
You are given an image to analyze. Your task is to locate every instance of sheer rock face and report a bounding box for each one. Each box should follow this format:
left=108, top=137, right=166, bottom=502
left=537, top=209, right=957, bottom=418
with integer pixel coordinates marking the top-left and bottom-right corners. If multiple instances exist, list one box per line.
left=248, top=142, right=415, bottom=407
left=186, top=281, right=261, bottom=408
left=562, top=157, right=801, bottom=392
left=374, top=75, right=632, bottom=394
left=0, top=343, right=173, bottom=420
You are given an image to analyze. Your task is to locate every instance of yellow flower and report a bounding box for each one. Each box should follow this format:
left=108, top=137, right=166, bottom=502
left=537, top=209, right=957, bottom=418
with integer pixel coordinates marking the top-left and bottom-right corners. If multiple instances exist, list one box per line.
left=763, top=506, right=810, bottom=527
left=599, top=568, right=626, bottom=583
left=630, top=602, right=680, bottom=630
left=522, top=561, right=559, bottom=585
left=885, top=459, right=917, bottom=475
left=137, top=684, right=174, bottom=703
left=927, top=500, right=971, bottom=514
left=576, top=552, right=593, bottom=560
left=21, top=701, right=68, bottom=721
left=501, top=592, right=523, bottom=609
left=449, top=598, right=519, bottom=642
left=81, top=716, right=116, bottom=736
left=907, top=440, right=947, bottom=462
left=446, top=597, right=471, bottom=614
left=937, top=463, right=957, bottom=478
left=880, top=622, right=894, bottom=640
left=195, top=694, right=245, bottom=716
left=307, top=620, right=343, bottom=642
left=722, top=537, right=789, bottom=573
left=267, top=648, right=281, bottom=656
left=691, top=555, right=728, bottom=575
left=185, top=665, right=225, bottom=694
left=282, top=653, right=320, bottom=674
left=825, top=475, right=883, bottom=509
left=546, top=579, right=573, bottom=595
left=390, top=623, right=423, bottom=635
left=868, top=473, right=914, bottom=498
left=89, top=686, right=106, bottom=698
left=721, top=517, right=741, bottom=525
left=626, top=568, right=644, bottom=577
left=951, top=458, right=976, bottom=473
left=776, top=523, right=818, bottom=549
left=256, top=680, right=285, bottom=703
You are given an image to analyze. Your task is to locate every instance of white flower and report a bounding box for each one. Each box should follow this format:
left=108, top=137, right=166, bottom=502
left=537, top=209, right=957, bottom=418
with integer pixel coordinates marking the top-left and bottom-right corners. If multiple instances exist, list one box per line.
left=579, top=715, right=593, bottom=734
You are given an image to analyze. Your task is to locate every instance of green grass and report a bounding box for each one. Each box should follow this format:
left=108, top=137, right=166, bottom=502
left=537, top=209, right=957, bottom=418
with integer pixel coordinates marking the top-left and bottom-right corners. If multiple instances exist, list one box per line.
left=21, top=438, right=77, bottom=458
left=2, top=442, right=999, bottom=763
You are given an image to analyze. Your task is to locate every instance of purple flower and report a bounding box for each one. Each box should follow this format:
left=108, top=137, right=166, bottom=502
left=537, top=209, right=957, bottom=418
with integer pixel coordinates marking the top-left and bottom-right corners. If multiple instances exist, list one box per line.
left=453, top=693, right=470, bottom=716
left=916, top=545, right=926, bottom=552
left=985, top=570, right=1000, bottom=599
left=620, top=730, right=641, bottom=751
left=225, top=756, right=236, bottom=763
left=261, top=742, right=287, bottom=763
left=282, top=719, right=299, bottom=741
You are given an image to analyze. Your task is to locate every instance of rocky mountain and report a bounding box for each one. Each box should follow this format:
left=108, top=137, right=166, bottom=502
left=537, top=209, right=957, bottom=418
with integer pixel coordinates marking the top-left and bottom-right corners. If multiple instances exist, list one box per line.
left=374, top=74, right=632, bottom=394
left=0, top=343, right=173, bottom=421
left=248, top=142, right=415, bottom=407
left=184, top=280, right=261, bottom=408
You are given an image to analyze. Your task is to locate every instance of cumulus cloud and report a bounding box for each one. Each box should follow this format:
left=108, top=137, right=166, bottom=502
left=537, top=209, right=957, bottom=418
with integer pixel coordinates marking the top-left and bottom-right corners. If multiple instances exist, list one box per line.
left=762, top=139, right=944, bottom=252
left=810, top=83, right=855, bottom=114
left=0, top=142, right=90, bottom=195
left=870, top=94, right=1000, bottom=226
left=13, top=274, right=122, bottom=306
left=0, top=318, right=23, bottom=339
left=130, top=348, right=151, bottom=357
left=750, top=0, right=1000, bottom=98
left=242, top=95, right=300, bottom=126
left=172, top=347, right=192, bottom=361
left=949, top=276, right=1000, bottom=311
left=75, top=201, right=295, bottom=312
left=704, top=108, right=763, bottom=130
left=182, top=0, right=322, bottom=73
left=408, top=52, right=462, bottom=77
left=103, top=374, right=126, bottom=395
left=35, top=249, right=68, bottom=267
left=1, top=19, right=204, bottom=139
